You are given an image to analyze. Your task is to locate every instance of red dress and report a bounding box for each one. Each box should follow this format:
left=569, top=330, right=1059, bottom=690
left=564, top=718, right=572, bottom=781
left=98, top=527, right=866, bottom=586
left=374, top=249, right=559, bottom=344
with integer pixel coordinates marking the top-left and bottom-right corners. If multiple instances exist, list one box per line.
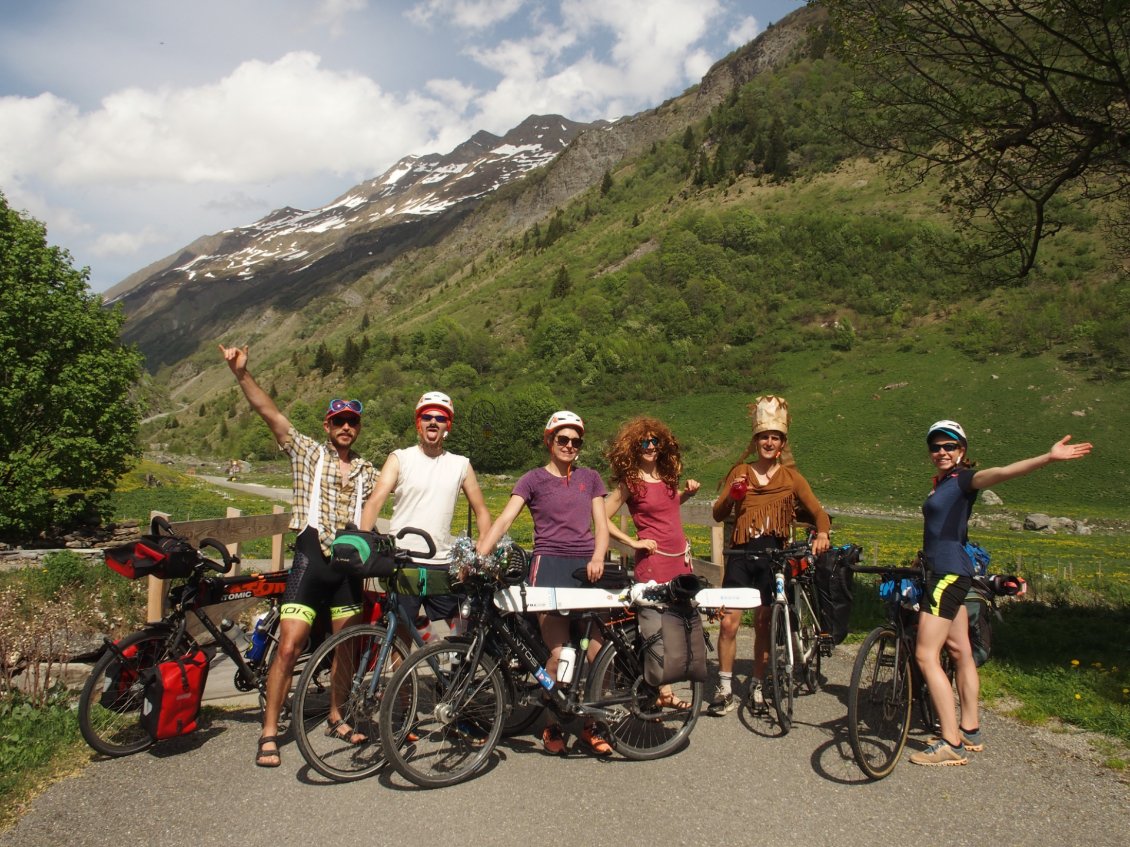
left=628, top=480, right=691, bottom=583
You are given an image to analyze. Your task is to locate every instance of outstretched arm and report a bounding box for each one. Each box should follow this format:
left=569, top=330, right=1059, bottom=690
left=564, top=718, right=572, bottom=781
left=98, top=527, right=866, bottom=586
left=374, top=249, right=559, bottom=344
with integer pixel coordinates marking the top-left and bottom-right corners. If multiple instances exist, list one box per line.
left=971, top=435, right=1093, bottom=490
left=476, top=494, right=525, bottom=555
left=218, top=344, right=291, bottom=446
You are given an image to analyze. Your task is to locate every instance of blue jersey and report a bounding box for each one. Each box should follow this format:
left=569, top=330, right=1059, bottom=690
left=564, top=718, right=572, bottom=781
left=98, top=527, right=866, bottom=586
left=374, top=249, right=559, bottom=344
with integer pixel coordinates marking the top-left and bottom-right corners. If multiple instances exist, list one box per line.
left=922, top=469, right=977, bottom=576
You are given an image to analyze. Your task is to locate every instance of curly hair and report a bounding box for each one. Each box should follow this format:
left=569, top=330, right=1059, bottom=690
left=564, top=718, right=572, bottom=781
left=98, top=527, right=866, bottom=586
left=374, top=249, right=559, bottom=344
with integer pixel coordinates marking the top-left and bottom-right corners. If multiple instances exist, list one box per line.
left=605, top=417, right=683, bottom=498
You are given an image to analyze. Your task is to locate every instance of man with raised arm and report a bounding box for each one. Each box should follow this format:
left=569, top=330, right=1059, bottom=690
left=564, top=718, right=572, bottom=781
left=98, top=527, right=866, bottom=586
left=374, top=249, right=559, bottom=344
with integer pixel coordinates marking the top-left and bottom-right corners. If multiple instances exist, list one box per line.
left=360, top=391, right=492, bottom=641
left=219, top=344, right=378, bottom=768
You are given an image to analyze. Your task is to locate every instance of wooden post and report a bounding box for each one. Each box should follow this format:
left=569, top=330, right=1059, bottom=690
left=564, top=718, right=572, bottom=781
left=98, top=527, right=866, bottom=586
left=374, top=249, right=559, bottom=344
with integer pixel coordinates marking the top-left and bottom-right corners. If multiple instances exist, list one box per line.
left=147, top=510, right=170, bottom=623
left=225, top=507, right=241, bottom=573
left=272, top=505, right=285, bottom=568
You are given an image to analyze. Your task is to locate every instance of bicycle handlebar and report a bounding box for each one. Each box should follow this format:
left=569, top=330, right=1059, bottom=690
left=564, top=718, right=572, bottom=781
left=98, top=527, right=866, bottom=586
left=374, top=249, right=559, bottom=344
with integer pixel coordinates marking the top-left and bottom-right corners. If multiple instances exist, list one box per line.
left=197, top=537, right=236, bottom=574
left=394, top=526, right=436, bottom=560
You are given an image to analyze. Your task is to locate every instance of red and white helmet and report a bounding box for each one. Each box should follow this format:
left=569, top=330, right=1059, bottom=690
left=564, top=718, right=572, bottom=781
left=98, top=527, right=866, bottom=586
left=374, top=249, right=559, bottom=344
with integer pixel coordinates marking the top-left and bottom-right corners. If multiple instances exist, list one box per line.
left=544, top=410, right=584, bottom=441
left=416, top=391, right=454, bottom=426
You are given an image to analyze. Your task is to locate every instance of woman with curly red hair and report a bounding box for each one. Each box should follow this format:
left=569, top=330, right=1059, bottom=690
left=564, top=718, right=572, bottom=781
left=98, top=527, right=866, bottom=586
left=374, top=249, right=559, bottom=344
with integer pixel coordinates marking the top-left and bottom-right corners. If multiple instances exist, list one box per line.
left=604, top=416, right=700, bottom=585
left=604, top=417, right=700, bottom=710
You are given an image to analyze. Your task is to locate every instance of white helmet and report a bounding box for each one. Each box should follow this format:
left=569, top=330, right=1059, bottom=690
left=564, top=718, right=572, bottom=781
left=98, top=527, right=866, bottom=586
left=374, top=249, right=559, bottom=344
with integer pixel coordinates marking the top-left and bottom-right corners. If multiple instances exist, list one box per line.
left=926, top=419, right=967, bottom=445
left=416, top=391, right=454, bottom=424
left=544, top=410, right=585, bottom=440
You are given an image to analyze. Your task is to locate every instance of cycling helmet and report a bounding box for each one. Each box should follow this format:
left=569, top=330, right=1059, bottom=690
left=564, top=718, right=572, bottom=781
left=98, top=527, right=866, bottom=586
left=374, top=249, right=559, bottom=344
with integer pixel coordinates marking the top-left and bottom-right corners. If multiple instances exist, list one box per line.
left=926, top=419, right=967, bottom=446
left=544, top=410, right=585, bottom=440
left=415, top=391, right=454, bottom=426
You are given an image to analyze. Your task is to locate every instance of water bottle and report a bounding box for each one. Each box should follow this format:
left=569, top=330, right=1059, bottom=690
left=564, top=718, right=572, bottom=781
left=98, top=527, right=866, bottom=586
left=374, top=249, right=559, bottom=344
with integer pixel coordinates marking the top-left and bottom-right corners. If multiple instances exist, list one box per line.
left=245, top=611, right=271, bottom=664
left=557, top=646, right=577, bottom=684
left=221, top=618, right=250, bottom=653
left=534, top=666, right=555, bottom=690
left=414, top=615, right=433, bottom=644
left=774, top=571, right=785, bottom=601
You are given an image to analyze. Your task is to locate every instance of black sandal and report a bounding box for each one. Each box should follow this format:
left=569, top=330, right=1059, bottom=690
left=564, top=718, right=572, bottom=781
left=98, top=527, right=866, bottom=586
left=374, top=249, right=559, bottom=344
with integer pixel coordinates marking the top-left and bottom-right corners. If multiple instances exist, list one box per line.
left=325, top=718, right=367, bottom=746
left=256, top=735, right=281, bottom=768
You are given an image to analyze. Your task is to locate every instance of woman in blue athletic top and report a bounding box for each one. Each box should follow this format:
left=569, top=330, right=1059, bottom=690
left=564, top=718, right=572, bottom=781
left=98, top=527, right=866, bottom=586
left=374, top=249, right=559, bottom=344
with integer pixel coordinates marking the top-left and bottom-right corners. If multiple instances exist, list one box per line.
left=910, top=420, right=1092, bottom=767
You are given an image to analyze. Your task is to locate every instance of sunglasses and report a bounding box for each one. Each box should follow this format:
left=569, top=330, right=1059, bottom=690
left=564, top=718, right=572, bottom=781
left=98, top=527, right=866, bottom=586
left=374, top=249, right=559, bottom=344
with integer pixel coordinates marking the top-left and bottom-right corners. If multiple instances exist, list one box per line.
left=928, top=442, right=962, bottom=453
left=553, top=435, right=584, bottom=449
left=327, top=398, right=363, bottom=415
left=419, top=413, right=449, bottom=423
left=640, top=437, right=660, bottom=449
left=330, top=415, right=360, bottom=428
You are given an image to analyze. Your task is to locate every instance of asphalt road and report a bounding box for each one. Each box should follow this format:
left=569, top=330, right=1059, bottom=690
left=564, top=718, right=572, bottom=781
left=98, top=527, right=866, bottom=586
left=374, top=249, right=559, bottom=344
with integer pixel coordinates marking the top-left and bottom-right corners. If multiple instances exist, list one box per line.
left=4, top=628, right=1127, bottom=847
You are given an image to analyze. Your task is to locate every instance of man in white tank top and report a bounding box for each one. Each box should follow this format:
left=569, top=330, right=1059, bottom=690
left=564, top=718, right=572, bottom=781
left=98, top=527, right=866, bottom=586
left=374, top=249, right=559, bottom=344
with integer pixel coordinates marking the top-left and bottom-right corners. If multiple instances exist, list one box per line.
left=361, top=391, right=492, bottom=627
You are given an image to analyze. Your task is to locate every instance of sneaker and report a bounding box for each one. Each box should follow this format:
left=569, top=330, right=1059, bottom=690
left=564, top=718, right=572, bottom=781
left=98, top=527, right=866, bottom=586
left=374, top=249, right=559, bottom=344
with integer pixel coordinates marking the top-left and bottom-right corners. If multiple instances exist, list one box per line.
left=959, top=727, right=984, bottom=752
left=748, top=680, right=765, bottom=709
left=706, top=686, right=735, bottom=717
left=580, top=724, right=613, bottom=756
left=909, top=738, right=968, bottom=767
left=931, top=729, right=984, bottom=752
left=541, top=724, right=567, bottom=756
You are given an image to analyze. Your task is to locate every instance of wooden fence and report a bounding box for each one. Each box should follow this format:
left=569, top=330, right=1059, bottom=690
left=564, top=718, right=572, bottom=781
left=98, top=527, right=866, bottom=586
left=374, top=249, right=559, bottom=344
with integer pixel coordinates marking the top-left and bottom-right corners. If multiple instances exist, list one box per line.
left=148, top=501, right=726, bottom=621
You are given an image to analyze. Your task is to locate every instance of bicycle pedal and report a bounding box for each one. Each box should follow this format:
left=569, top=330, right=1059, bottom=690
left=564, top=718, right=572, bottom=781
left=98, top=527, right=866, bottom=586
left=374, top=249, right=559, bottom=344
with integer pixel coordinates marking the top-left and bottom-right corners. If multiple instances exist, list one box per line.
left=818, top=634, right=834, bottom=657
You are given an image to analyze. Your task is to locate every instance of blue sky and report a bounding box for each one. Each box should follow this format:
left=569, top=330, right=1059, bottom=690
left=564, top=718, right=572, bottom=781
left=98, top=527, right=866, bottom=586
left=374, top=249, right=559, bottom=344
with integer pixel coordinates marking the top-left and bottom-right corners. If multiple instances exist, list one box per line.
left=0, top=0, right=805, bottom=291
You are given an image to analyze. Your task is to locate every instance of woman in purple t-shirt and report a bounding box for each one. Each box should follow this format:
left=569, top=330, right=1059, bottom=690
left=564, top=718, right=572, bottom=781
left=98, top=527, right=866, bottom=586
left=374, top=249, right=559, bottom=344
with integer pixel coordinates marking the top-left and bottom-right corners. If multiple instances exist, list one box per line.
left=477, top=410, right=610, bottom=756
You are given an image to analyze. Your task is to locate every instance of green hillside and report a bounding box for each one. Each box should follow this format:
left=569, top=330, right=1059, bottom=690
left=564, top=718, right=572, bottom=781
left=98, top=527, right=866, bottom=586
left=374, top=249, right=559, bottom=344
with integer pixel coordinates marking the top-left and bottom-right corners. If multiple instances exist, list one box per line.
left=142, top=49, right=1128, bottom=518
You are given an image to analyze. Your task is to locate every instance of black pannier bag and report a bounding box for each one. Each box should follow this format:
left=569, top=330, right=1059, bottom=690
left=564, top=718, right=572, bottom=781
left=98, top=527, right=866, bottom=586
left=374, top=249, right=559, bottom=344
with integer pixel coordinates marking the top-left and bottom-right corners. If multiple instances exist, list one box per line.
left=636, top=599, right=708, bottom=686
left=331, top=527, right=398, bottom=578
left=814, top=543, right=859, bottom=645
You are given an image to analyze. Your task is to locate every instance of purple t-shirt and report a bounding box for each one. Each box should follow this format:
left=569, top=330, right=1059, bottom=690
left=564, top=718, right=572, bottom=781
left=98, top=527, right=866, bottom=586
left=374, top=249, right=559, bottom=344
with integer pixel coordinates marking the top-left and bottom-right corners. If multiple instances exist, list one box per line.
left=512, top=466, right=607, bottom=557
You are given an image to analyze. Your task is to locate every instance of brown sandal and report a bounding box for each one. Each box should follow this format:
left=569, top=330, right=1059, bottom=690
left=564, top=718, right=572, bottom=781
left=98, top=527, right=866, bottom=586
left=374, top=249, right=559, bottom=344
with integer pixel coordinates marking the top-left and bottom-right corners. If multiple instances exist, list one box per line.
left=325, top=718, right=367, bottom=746
left=256, top=735, right=281, bottom=768
left=656, top=691, right=692, bottom=710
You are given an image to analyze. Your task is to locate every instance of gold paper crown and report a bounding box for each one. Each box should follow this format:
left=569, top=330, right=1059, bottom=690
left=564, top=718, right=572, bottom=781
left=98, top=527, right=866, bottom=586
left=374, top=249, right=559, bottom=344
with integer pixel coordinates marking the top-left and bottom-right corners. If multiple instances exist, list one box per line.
left=751, top=395, right=789, bottom=437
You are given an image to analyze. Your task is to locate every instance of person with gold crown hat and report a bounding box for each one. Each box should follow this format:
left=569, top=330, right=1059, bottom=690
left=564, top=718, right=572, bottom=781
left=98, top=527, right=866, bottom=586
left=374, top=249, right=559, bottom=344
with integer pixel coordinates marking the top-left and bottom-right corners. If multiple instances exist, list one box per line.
left=706, top=395, right=831, bottom=717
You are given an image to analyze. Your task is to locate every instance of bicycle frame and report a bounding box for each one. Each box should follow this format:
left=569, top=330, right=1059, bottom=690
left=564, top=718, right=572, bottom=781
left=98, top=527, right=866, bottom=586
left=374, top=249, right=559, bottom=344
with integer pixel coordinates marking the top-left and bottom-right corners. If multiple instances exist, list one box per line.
left=457, top=582, right=639, bottom=722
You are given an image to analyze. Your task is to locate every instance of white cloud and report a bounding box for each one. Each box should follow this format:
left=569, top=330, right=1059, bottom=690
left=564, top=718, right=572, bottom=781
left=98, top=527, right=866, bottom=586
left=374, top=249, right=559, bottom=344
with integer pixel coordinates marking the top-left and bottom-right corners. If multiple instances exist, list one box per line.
left=317, top=0, right=370, bottom=33
left=91, top=228, right=164, bottom=258
left=407, top=0, right=527, bottom=30
left=727, top=15, right=762, bottom=48
left=0, top=52, right=463, bottom=187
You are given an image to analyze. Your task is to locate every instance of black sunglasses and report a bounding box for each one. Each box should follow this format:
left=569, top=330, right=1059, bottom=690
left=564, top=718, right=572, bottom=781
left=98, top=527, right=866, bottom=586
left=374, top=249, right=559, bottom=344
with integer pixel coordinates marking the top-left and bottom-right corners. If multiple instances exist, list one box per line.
left=330, top=415, right=360, bottom=428
left=553, top=435, right=584, bottom=449
left=419, top=413, right=449, bottom=423
left=928, top=442, right=962, bottom=453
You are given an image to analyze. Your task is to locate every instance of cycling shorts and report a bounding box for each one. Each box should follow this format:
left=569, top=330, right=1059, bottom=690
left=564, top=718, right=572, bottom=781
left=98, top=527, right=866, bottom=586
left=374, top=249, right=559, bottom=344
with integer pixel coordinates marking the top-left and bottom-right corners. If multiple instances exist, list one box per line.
left=923, top=572, right=971, bottom=621
left=721, top=537, right=781, bottom=607
left=280, top=527, right=363, bottom=625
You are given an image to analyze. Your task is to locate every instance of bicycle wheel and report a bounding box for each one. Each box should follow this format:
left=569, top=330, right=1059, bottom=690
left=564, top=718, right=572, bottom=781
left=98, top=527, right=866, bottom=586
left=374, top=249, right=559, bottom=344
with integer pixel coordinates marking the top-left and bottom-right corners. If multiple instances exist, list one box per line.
left=768, top=602, right=794, bottom=733
left=292, top=624, right=408, bottom=782
left=848, top=627, right=912, bottom=780
left=585, top=640, right=702, bottom=760
left=501, top=660, right=545, bottom=737
left=794, top=585, right=823, bottom=694
left=78, top=626, right=192, bottom=757
left=379, top=640, right=505, bottom=788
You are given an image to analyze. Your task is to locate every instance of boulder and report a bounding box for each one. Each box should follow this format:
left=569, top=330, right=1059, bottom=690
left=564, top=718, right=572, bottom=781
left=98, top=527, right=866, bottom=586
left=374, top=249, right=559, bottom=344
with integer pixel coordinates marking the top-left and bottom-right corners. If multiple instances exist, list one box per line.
left=1024, top=513, right=1052, bottom=531
left=980, top=490, right=1003, bottom=506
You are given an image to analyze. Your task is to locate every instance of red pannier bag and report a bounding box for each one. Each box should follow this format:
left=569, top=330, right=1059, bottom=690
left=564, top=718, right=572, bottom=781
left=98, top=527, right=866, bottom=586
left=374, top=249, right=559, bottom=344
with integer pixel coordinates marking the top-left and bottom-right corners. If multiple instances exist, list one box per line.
left=140, top=646, right=215, bottom=740
left=104, top=519, right=197, bottom=580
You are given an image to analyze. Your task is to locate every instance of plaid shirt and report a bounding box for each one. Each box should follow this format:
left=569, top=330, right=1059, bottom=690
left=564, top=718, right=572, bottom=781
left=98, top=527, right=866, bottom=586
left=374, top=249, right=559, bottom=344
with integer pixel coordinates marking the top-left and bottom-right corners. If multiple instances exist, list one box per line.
left=283, top=427, right=377, bottom=557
